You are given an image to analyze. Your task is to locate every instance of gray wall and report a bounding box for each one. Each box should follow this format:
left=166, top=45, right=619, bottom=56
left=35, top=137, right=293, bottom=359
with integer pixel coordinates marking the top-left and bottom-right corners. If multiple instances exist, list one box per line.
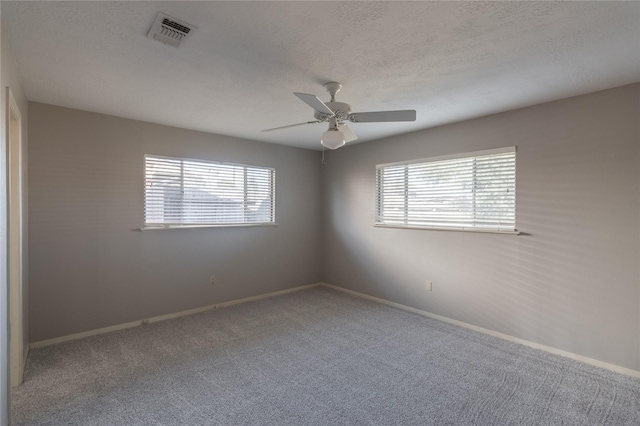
left=1, top=20, right=29, bottom=426
left=322, top=84, right=640, bottom=371
left=28, top=103, right=321, bottom=342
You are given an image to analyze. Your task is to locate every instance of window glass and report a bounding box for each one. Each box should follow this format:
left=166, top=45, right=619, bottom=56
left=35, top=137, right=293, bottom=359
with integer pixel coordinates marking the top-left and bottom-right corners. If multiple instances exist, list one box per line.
left=145, top=155, right=274, bottom=227
left=376, top=148, right=515, bottom=231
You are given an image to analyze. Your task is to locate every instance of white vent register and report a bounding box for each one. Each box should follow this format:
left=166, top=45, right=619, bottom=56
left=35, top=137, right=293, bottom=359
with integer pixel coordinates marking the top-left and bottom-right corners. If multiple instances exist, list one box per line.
left=147, top=13, right=196, bottom=48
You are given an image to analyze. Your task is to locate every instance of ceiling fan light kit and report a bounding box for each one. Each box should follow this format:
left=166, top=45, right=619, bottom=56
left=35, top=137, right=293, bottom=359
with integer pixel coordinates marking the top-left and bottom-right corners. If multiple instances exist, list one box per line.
left=321, top=128, right=346, bottom=150
left=262, top=82, right=416, bottom=150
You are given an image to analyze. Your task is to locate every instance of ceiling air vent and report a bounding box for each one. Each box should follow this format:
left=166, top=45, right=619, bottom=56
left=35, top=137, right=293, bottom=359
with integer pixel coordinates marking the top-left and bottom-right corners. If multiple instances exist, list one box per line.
left=146, top=13, right=196, bottom=48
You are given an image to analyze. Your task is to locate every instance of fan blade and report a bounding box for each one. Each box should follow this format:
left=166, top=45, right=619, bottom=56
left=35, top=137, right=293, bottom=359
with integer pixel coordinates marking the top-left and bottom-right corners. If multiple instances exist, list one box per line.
left=294, top=92, right=335, bottom=116
left=338, top=123, right=358, bottom=143
left=348, top=110, right=416, bottom=123
left=261, top=121, right=321, bottom=132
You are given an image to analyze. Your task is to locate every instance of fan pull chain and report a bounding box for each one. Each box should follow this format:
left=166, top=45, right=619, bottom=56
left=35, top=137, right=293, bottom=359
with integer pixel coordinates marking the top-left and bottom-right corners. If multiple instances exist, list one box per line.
left=321, top=146, right=325, bottom=164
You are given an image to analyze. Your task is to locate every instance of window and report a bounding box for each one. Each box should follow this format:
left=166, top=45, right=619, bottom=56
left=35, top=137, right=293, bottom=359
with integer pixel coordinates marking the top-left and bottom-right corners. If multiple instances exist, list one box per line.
left=376, top=147, right=516, bottom=233
left=144, top=155, right=274, bottom=227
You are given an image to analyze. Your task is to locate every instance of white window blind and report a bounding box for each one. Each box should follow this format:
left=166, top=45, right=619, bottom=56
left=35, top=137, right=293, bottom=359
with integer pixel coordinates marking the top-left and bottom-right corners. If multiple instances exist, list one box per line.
left=376, top=147, right=516, bottom=232
left=144, top=155, right=274, bottom=227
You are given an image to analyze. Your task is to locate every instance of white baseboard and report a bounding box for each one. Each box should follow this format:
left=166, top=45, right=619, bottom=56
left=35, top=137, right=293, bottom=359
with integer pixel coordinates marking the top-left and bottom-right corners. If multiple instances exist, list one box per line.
left=29, top=283, right=322, bottom=349
left=28, top=281, right=640, bottom=380
left=22, top=344, right=28, bottom=371
left=321, top=283, right=640, bottom=380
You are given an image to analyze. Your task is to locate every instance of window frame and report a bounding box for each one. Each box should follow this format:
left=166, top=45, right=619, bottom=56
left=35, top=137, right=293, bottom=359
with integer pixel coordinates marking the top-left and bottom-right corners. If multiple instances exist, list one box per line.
left=375, top=147, right=519, bottom=235
left=141, top=154, right=276, bottom=230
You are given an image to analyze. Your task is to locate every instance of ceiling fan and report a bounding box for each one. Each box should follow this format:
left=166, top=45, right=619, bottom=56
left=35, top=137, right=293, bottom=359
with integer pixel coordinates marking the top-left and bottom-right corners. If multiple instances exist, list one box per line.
left=261, top=82, right=416, bottom=150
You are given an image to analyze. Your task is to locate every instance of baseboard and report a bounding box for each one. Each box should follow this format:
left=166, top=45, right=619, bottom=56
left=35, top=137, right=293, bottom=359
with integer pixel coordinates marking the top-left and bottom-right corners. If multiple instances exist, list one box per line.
left=321, top=283, right=640, bottom=380
left=22, top=344, right=28, bottom=375
left=29, top=283, right=322, bottom=349
left=29, top=281, right=640, bottom=380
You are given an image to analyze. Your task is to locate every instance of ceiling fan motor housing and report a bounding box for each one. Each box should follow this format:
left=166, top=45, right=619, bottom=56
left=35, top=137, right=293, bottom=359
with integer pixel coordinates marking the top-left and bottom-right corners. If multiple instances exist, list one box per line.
left=314, top=101, right=351, bottom=121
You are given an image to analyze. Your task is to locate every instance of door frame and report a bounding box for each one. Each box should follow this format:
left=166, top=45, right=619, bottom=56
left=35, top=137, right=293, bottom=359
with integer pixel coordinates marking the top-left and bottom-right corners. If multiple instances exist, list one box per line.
left=6, top=87, right=24, bottom=387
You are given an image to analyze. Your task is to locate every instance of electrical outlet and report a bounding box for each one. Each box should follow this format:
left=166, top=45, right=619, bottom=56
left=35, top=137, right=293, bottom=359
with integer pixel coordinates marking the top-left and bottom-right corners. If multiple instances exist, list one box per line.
left=426, top=281, right=432, bottom=291
left=210, top=275, right=216, bottom=286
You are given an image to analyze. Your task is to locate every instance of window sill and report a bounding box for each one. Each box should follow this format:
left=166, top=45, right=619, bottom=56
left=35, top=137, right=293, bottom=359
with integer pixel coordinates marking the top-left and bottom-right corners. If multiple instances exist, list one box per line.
left=140, top=223, right=279, bottom=231
left=374, top=223, right=521, bottom=235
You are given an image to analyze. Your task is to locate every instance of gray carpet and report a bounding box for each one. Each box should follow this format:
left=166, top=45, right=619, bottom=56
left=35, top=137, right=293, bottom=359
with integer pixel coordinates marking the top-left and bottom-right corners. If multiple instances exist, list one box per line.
left=11, top=286, right=640, bottom=425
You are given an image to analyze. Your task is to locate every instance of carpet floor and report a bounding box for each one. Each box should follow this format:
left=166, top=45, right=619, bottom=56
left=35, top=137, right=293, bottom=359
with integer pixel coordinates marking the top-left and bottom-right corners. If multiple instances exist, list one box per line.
left=11, top=286, right=640, bottom=425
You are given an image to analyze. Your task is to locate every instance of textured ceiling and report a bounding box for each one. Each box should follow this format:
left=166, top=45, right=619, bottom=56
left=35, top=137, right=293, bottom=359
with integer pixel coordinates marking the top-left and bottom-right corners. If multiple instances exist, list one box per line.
left=2, top=1, right=639, bottom=150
